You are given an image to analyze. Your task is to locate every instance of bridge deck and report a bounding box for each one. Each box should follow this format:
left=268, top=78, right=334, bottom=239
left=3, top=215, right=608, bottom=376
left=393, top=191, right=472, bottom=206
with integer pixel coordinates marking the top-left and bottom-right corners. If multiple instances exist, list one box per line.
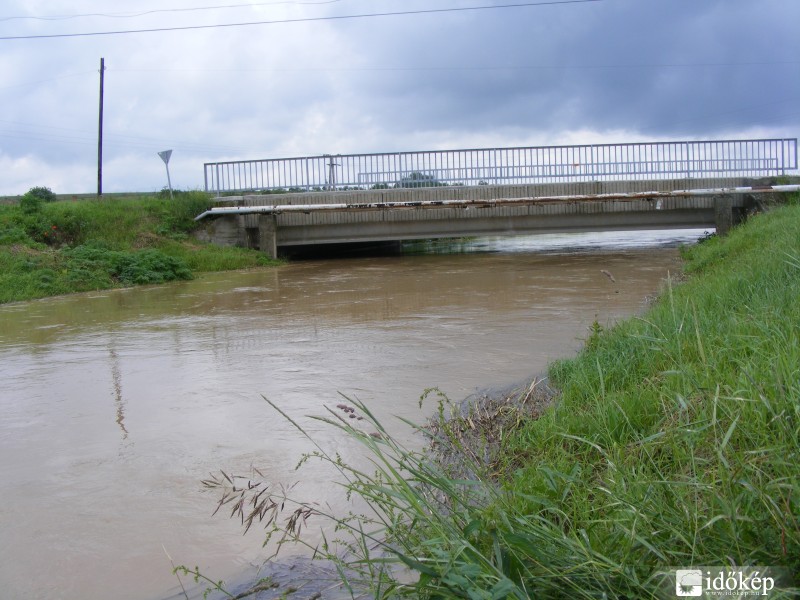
left=194, top=179, right=799, bottom=258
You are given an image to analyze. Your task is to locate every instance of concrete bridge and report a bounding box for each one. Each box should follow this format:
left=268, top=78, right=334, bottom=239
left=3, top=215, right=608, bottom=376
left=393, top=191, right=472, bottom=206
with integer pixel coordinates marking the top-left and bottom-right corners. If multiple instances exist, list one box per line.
left=196, top=139, right=798, bottom=258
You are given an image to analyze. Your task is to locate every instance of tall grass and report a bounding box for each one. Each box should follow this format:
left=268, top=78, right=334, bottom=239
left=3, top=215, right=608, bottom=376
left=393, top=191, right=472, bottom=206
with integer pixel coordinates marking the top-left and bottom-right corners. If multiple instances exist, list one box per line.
left=210, top=204, right=800, bottom=598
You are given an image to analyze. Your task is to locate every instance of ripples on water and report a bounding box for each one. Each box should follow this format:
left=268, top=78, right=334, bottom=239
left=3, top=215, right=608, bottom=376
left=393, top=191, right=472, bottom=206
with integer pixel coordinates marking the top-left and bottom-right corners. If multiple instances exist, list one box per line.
left=0, top=230, right=704, bottom=599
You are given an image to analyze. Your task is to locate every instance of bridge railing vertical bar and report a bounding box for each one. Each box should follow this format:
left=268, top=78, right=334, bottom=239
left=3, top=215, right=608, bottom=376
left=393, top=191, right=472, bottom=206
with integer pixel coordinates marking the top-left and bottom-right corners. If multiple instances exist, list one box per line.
left=767, top=142, right=781, bottom=176
left=767, top=142, right=780, bottom=175
left=756, top=140, right=762, bottom=176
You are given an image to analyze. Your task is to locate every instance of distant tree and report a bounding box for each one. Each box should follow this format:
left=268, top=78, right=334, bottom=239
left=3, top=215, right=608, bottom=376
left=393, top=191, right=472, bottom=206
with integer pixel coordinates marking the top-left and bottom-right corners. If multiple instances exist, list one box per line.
left=395, top=171, right=444, bottom=189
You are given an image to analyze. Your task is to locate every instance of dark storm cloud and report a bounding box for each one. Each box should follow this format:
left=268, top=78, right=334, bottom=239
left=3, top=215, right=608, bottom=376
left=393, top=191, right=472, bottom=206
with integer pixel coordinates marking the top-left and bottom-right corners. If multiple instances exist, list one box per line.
left=322, top=0, right=800, bottom=139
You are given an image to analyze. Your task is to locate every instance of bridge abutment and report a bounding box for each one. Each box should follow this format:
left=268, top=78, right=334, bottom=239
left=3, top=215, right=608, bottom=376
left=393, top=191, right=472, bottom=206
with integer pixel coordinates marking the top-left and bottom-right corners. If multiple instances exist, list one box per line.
left=714, top=196, right=734, bottom=235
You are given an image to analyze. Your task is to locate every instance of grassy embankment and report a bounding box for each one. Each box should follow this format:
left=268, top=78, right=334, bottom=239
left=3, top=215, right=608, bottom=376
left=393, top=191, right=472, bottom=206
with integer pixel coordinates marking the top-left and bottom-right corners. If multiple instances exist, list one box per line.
left=218, top=198, right=799, bottom=599
left=0, top=189, right=276, bottom=304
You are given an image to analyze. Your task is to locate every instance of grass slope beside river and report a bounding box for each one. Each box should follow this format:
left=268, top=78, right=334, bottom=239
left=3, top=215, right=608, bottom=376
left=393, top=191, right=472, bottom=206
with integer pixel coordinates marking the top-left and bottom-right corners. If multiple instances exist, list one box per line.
left=225, top=201, right=799, bottom=599
left=491, top=202, right=800, bottom=596
left=0, top=190, right=276, bottom=304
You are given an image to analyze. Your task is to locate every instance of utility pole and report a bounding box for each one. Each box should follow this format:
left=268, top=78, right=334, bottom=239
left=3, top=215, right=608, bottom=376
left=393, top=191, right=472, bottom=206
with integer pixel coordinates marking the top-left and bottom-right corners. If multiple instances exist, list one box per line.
left=326, top=154, right=338, bottom=190
left=97, top=57, right=105, bottom=197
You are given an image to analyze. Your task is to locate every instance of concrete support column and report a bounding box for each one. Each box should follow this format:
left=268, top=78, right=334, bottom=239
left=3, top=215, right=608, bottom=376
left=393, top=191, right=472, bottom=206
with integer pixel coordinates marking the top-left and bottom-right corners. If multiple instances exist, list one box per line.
left=714, top=195, right=734, bottom=235
left=236, top=215, right=248, bottom=247
left=258, top=215, right=278, bottom=259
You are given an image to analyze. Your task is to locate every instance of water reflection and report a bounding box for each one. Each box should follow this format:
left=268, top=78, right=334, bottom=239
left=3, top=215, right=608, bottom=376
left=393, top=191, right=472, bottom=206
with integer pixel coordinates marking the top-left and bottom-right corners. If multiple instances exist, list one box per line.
left=109, top=346, right=129, bottom=441
left=406, top=228, right=707, bottom=254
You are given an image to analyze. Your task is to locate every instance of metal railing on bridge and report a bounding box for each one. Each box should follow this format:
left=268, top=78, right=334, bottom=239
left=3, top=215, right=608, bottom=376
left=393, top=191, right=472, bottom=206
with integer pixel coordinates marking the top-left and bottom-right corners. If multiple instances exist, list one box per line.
left=204, top=138, right=798, bottom=195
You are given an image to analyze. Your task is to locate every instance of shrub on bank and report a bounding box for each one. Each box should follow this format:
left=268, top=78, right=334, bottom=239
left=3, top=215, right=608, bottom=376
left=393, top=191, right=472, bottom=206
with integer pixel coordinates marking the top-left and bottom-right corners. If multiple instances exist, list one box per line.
left=66, top=244, right=193, bottom=285
left=19, top=186, right=56, bottom=214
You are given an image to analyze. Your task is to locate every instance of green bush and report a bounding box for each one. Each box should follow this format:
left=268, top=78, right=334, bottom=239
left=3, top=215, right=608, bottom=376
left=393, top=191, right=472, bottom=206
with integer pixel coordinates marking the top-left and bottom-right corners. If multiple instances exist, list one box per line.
left=66, top=244, right=192, bottom=285
left=27, top=186, right=57, bottom=203
left=19, top=186, right=56, bottom=215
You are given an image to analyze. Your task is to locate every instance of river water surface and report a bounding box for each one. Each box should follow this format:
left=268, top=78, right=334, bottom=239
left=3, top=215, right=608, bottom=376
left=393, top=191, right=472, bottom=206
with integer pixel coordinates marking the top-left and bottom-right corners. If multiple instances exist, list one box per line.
left=0, top=231, right=700, bottom=599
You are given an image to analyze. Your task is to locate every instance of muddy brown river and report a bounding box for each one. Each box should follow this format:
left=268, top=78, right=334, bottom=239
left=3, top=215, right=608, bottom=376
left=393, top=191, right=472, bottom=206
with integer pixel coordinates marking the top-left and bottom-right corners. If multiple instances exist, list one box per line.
left=0, top=231, right=700, bottom=599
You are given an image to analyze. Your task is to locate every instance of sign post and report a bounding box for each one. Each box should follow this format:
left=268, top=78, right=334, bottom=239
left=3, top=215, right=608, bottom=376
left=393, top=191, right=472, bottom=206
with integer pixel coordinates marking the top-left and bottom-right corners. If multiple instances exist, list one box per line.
left=158, top=150, right=174, bottom=200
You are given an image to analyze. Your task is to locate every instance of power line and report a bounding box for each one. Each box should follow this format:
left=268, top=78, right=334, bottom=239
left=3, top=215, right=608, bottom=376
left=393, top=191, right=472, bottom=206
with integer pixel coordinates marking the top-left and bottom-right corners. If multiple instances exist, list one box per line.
left=112, top=60, right=800, bottom=74
left=1, top=59, right=791, bottom=96
left=0, top=0, right=346, bottom=22
left=0, top=120, right=241, bottom=154
left=0, top=70, right=95, bottom=91
left=0, top=0, right=603, bottom=41
left=0, top=128, right=243, bottom=154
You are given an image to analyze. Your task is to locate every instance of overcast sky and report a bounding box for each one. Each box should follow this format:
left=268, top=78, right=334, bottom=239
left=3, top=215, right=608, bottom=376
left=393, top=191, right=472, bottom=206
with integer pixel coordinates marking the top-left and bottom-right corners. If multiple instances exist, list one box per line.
left=1, top=0, right=798, bottom=195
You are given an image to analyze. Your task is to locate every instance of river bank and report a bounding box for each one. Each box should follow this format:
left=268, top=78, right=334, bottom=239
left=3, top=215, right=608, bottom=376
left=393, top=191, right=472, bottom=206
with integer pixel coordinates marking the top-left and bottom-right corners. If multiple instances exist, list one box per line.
left=0, top=190, right=276, bottom=304
left=218, top=200, right=799, bottom=599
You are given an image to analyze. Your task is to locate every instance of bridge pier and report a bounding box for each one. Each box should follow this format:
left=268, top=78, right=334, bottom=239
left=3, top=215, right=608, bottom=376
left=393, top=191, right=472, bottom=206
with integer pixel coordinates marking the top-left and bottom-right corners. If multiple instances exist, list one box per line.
left=714, top=195, right=751, bottom=235
left=258, top=215, right=278, bottom=259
